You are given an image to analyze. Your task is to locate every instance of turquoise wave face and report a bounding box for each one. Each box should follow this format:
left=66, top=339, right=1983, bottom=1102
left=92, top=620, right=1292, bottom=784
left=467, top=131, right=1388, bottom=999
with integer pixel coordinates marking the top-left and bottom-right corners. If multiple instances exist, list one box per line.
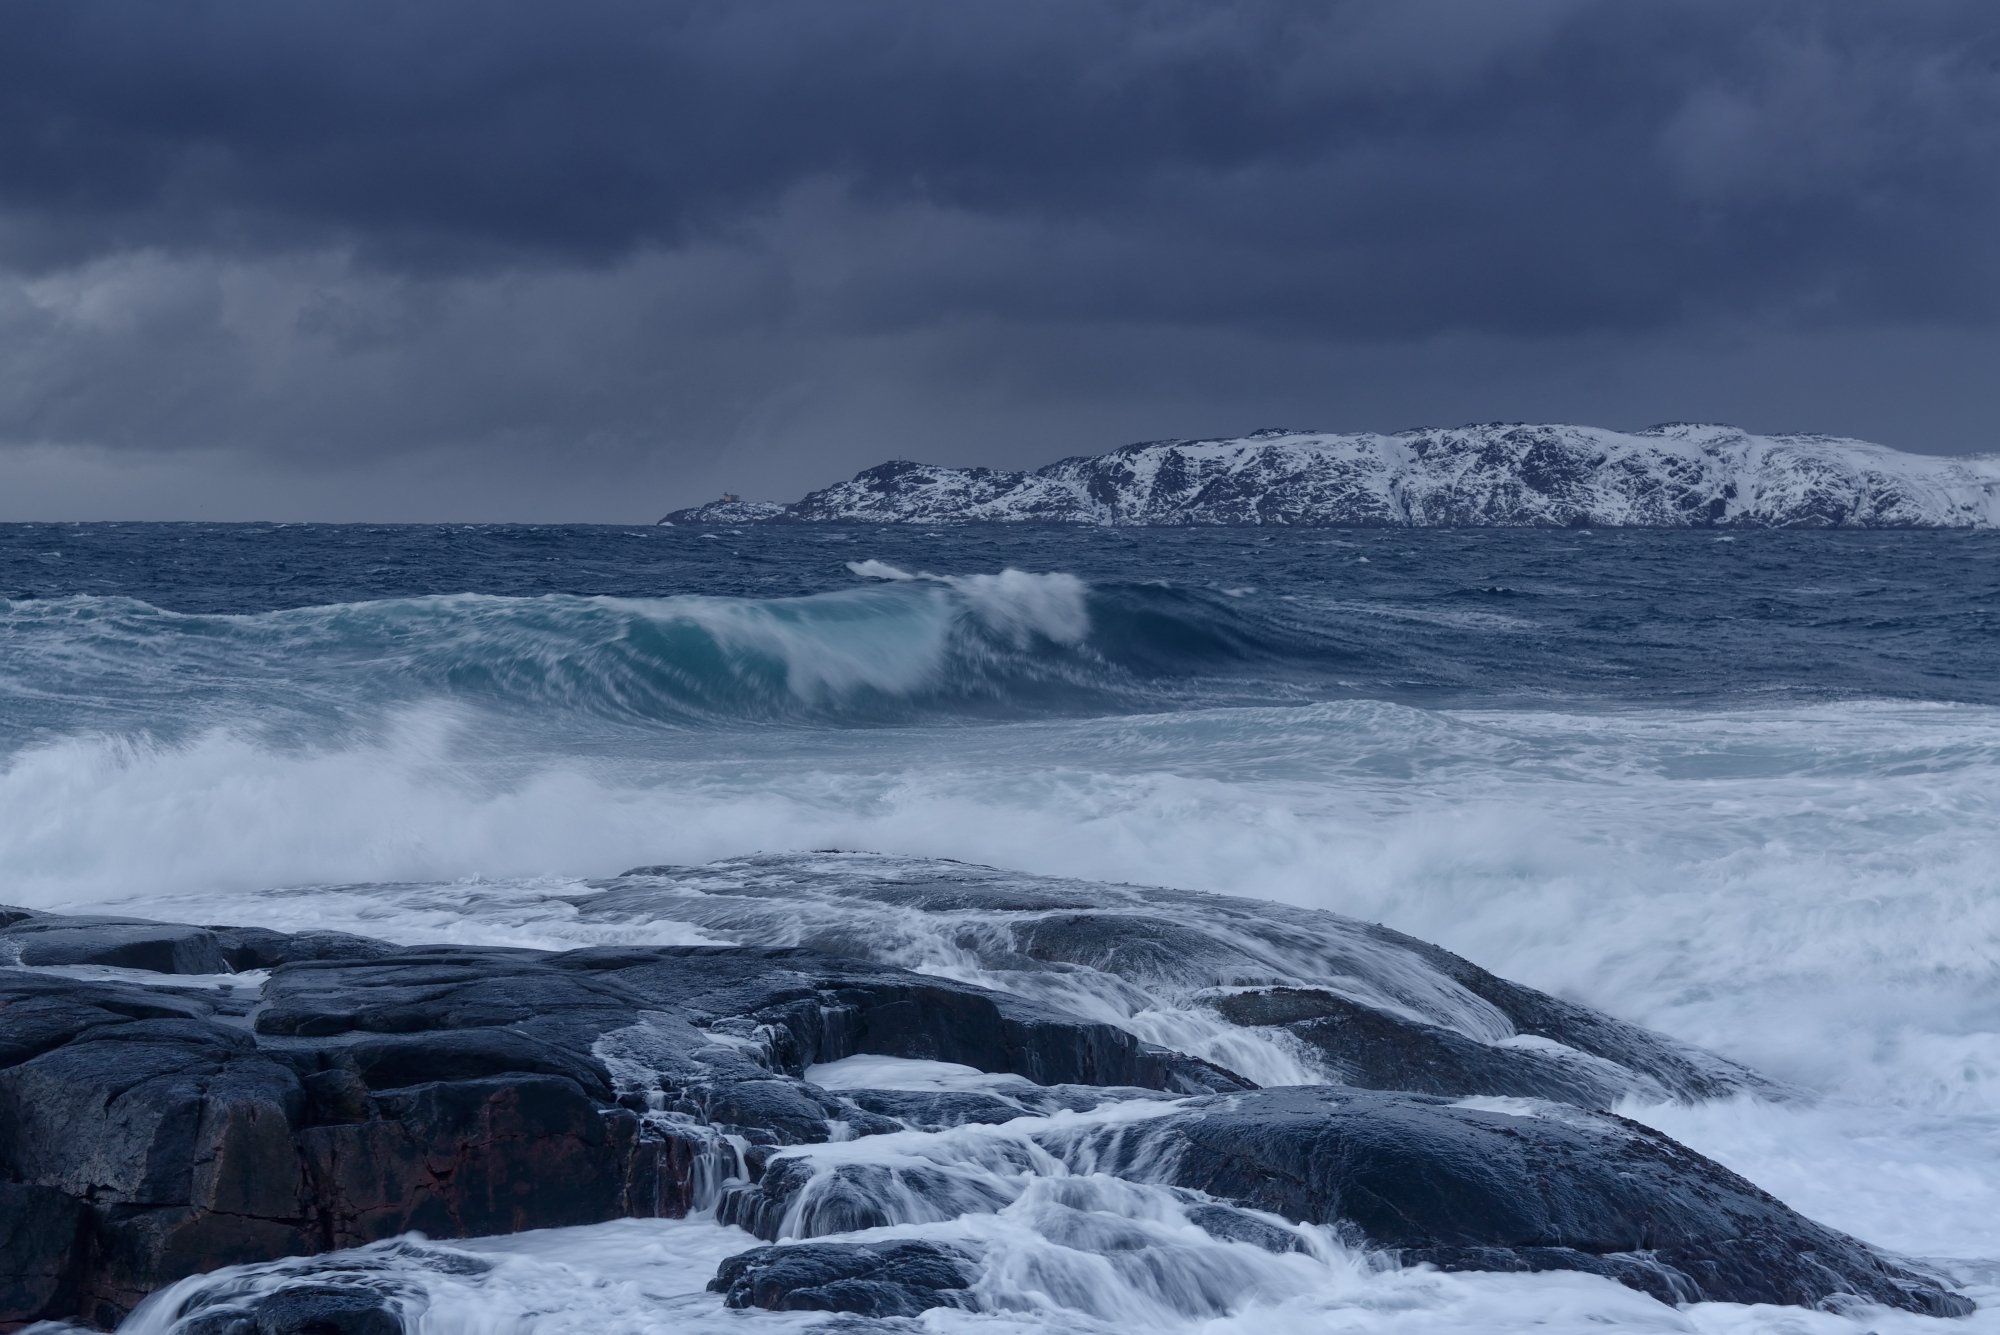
left=0, top=572, right=1342, bottom=743
left=6, top=524, right=2000, bottom=750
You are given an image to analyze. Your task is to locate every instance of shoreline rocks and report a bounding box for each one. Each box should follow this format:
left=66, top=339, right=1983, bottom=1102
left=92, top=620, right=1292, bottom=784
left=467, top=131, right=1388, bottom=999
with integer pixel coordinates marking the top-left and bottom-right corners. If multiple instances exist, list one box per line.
left=1066, top=1087, right=1971, bottom=1316
left=0, top=913, right=1237, bottom=1327
left=0, top=859, right=1975, bottom=1327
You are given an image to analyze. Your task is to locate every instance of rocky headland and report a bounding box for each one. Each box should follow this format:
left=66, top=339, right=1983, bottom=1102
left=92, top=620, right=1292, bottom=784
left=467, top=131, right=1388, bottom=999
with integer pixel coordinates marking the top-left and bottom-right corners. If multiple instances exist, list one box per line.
left=663, top=423, right=2000, bottom=528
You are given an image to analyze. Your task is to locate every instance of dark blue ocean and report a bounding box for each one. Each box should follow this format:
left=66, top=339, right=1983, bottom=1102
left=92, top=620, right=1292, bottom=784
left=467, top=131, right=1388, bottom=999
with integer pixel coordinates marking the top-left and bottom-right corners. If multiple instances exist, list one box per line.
left=3, top=525, right=1996, bottom=743
left=4, top=523, right=1999, bottom=1332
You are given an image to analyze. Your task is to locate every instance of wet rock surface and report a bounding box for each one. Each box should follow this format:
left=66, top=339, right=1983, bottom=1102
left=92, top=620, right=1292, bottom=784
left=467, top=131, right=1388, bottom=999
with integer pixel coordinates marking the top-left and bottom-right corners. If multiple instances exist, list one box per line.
left=0, top=913, right=230, bottom=976
left=0, top=857, right=1973, bottom=1327
left=0, top=898, right=1237, bottom=1328
left=174, top=1283, right=403, bottom=1335
left=141, top=1240, right=485, bottom=1335
left=1208, top=985, right=1656, bottom=1107
left=1063, top=1087, right=1973, bottom=1316
left=716, top=1084, right=1967, bottom=1316
left=711, top=1240, right=974, bottom=1317
left=0, top=1182, right=90, bottom=1323
left=588, top=854, right=1769, bottom=1104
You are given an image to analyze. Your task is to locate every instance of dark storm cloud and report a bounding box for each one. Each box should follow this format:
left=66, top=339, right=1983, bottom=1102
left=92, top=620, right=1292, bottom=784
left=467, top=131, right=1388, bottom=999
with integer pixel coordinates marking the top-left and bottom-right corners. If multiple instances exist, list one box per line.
left=1, top=0, right=1998, bottom=517
left=9, top=0, right=1999, bottom=328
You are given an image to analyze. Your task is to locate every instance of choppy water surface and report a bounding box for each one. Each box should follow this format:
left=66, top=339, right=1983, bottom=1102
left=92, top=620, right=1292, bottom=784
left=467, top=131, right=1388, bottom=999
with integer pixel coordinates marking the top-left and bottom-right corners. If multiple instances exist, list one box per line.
left=4, top=523, right=1999, bottom=1333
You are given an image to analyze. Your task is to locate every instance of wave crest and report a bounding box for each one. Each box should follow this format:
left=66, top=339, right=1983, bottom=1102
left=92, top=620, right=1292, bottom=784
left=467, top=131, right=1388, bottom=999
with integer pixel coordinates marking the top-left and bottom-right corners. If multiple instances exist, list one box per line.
left=0, top=567, right=1289, bottom=733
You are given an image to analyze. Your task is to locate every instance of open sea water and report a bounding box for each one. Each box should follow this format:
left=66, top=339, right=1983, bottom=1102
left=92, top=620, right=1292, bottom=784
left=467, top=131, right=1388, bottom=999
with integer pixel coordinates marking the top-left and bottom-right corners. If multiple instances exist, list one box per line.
left=4, top=522, right=1999, bottom=1334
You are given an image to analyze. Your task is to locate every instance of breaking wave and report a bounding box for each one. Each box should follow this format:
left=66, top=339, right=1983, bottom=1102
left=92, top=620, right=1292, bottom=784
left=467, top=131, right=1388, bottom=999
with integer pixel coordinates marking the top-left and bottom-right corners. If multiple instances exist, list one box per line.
left=0, top=566, right=1346, bottom=738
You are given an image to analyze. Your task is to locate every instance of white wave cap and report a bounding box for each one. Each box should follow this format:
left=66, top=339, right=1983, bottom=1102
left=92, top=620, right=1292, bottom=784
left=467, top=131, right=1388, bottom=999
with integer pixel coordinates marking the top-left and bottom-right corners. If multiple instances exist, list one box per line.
left=669, top=423, right=2000, bottom=527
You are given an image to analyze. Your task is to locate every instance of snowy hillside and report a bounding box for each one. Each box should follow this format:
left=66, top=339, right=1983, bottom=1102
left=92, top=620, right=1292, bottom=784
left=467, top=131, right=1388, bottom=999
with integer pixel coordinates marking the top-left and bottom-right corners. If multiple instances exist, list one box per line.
left=663, top=423, right=2000, bottom=527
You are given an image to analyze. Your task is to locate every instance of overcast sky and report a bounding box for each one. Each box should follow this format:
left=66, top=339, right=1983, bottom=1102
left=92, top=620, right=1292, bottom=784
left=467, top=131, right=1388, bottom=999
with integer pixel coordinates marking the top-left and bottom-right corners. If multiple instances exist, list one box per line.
left=3, top=0, right=1997, bottom=519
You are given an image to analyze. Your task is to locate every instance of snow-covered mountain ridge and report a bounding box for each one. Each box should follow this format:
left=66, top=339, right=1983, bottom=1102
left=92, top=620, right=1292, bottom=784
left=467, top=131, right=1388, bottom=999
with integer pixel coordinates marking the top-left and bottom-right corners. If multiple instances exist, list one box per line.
left=664, top=423, right=2000, bottom=527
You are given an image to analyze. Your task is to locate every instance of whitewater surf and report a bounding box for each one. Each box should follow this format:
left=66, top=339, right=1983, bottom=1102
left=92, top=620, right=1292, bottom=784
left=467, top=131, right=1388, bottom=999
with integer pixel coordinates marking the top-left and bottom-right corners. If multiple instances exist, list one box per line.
left=3, top=522, right=1998, bottom=1334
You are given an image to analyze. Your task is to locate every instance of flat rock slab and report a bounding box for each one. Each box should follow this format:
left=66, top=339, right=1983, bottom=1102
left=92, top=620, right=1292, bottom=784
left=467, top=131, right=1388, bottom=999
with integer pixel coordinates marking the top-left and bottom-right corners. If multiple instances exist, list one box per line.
left=0, top=909, right=394, bottom=978
left=1, top=914, right=229, bottom=975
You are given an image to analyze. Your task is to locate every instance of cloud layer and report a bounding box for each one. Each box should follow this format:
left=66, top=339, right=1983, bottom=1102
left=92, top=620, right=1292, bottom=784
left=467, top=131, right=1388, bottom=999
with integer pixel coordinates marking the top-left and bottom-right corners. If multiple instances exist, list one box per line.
left=3, top=0, right=1997, bottom=518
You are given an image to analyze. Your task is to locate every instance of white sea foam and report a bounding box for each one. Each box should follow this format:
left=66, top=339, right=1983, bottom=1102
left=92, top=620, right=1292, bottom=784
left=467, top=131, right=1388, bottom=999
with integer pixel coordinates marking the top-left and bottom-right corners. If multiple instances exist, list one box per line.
left=9, top=700, right=1997, bottom=1105
left=805, top=1054, right=1045, bottom=1093
left=10, top=694, right=1999, bottom=1329
left=846, top=558, right=919, bottom=580
left=841, top=560, right=1093, bottom=644
left=112, top=1182, right=2000, bottom=1335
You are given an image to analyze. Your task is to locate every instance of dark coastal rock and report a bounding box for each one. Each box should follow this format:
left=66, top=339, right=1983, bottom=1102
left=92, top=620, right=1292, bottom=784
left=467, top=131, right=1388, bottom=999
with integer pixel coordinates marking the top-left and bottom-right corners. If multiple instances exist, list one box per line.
left=155, top=1241, right=487, bottom=1335
left=590, top=854, right=1765, bottom=1107
left=1007, top=904, right=1759, bottom=1104
left=0, top=878, right=1974, bottom=1327
left=0, top=1183, right=91, bottom=1325
left=0, top=913, right=1238, bottom=1327
left=249, top=944, right=1242, bottom=1118
left=0, top=972, right=318, bottom=1324
left=0, top=910, right=229, bottom=975
left=1182, top=1203, right=1308, bottom=1254
left=0, top=908, right=395, bottom=979
left=1208, top=986, right=1641, bottom=1108
left=1061, top=1086, right=1972, bottom=1316
left=299, top=1073, right=643, bottom=1247
left=721, top=1081, right=1968, bottom=1314
left=207, top=928, right=397, bottom=973
left=0, top=970, right=220, bottom=1069
left=711, top=1241, right=974, bottom=1317
left=174, top=1282, right=403, bottom=1335
left=1368, top=927, right=1758, bottom=1103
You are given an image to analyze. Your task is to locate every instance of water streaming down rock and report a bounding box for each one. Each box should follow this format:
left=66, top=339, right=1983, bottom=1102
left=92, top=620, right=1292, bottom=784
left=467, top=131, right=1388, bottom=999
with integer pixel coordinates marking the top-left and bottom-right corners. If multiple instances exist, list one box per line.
left=0, top=854, right=1974, bottom=1331
left=582, top=852, right=1769, bottom=1101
